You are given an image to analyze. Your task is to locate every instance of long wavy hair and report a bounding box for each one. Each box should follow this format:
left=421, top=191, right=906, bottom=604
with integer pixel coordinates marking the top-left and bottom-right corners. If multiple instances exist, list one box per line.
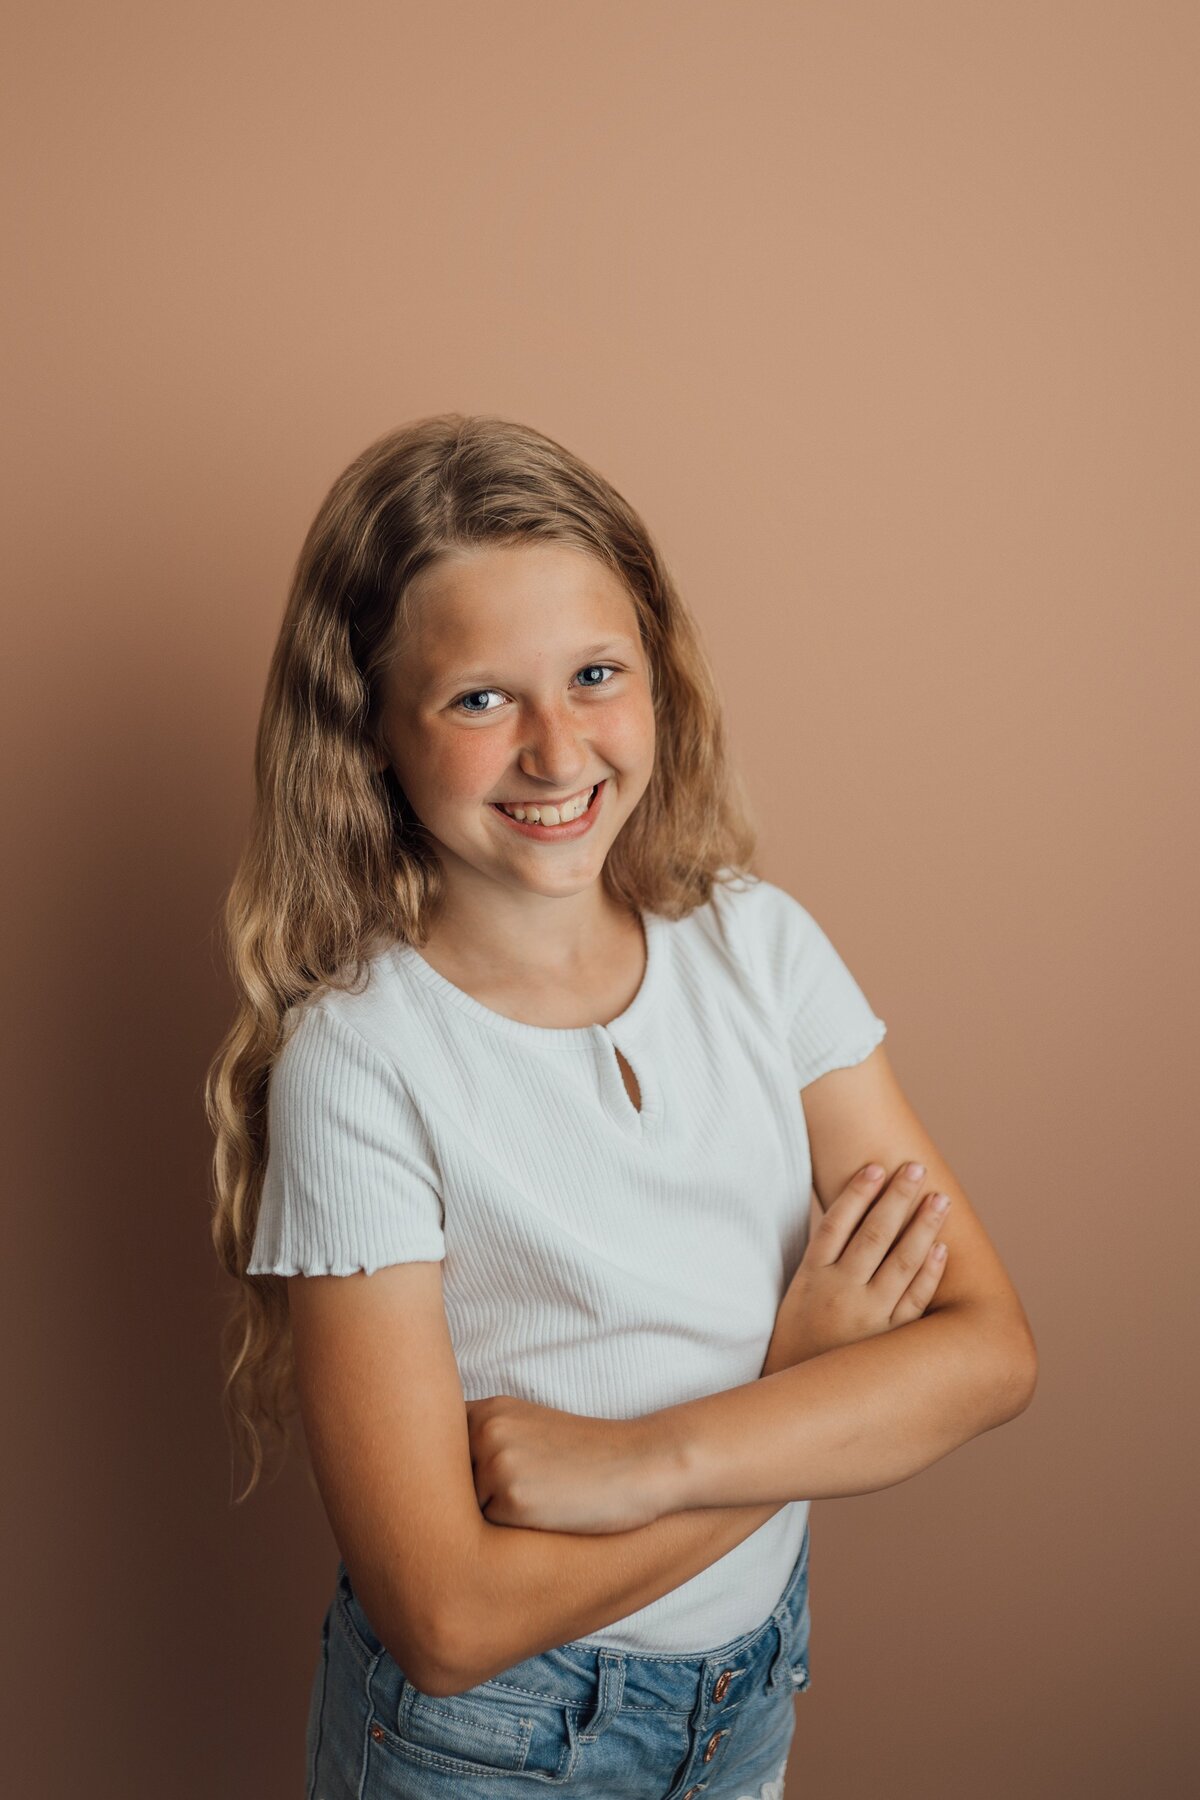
left=206, top=412, right=761, bottom=1502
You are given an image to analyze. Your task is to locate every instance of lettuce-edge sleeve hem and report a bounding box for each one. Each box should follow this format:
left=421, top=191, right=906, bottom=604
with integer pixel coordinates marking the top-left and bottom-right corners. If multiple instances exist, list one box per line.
left=247, top=1250, right=447, bottom=1279
left=794, top=1017, right=888, bottom=1092
left=244, top=1001, right=447, bottom=1279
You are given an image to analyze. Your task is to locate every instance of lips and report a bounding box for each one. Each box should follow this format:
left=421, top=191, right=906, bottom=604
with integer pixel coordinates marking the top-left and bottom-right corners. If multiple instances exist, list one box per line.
left=491, top=781, right=598, bottom=811
left=487, top=778, right=606, bottom=836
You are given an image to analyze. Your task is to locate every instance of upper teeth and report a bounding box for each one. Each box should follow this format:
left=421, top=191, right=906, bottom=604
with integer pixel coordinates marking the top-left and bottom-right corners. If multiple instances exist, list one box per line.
left=498, top=785, right=594, bottom=825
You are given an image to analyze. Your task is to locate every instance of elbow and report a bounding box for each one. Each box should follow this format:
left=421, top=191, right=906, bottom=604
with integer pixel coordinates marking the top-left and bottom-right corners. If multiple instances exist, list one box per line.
left=401, top=1564, right=505, bottom=1699
left=406, top=1654, right=477, bottom=1702
left=374, top=1577, right=483, bottom=1701
left=418, top=1553, right=504, bottom=1697
left=396, top=1620, right=456, bottom=1698
left=992, top=1330, right=1039, bottom=1425
left=428, top=1582, right=506, bottom=1694
left=943, top=1302, right=1039, bottom=1428
left=417, top=1619, right=507, bottom=1699
left=379, top=1610, right=477, bottom=1701
left=422, top=1603, right=508, bottom=1699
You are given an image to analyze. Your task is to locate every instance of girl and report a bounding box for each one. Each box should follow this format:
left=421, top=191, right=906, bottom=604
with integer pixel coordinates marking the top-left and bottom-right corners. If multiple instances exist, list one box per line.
left=207, top=414, right=1036, bottom=1800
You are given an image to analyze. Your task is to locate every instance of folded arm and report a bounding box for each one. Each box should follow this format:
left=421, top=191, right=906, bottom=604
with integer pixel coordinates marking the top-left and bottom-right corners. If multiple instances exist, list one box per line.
left=654, top=1297, right=1032, bottom=1510
left=464, top=1044, right=1037, bottom=1531
left=657, top=1042, right=1038, bottom=1509
left=290, top=1259, right=798, bottom=1702
left=458, top=1496, right=787, bottom=1689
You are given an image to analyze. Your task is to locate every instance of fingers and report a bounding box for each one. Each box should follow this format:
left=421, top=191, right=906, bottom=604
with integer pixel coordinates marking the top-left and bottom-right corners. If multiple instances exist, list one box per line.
left=831, top=1160, right=933, bottom=1280
left=806, top=1162, right=894, bottom=1266
left=871, top=1187, right=953, bottom=1314
left=890, top=1235, right=950, bottom=1326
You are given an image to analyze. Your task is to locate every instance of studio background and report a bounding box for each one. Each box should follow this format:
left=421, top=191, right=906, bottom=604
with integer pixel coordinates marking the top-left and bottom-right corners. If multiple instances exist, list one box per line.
left=3, top=3, right=1194, bottom=1795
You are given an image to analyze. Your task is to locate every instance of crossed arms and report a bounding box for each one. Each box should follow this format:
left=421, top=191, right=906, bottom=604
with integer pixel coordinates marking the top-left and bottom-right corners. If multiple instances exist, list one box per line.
left=290, top=1044, right=1037, bottom=1696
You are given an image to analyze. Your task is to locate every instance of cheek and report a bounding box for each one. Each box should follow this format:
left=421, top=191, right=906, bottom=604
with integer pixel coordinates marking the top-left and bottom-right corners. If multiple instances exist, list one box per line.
left=604, top=692, right=657, bottom=767
left=418, top=735, right=503, bottom=799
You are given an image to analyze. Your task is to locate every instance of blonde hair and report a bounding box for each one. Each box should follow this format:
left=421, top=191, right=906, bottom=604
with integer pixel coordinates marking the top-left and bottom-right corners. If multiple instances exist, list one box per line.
left=206, top=412, right=760, bottom=1501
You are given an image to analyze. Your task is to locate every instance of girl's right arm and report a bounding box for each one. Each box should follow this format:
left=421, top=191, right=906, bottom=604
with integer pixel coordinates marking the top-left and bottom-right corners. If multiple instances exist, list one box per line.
left=289, top=1263, right=785, bottom=1700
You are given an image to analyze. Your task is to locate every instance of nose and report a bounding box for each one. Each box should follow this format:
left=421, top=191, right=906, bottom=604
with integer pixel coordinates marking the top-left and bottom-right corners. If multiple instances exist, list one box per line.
left=514, top=701, right=591, bottom=790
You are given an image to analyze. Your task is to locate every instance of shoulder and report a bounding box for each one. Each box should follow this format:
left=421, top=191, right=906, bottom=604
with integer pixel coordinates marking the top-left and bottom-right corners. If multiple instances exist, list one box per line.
left=266, top=950, right=421, bottom=1134
left=672, top=867, right=828, bottom=1027
left=703, top=867, right=825, bottom=973
left=251, top=953, right=446, bottom=1278
left=276, top=944, right=406, bottom=1067
left=703, top=867, right=887, bottom=1085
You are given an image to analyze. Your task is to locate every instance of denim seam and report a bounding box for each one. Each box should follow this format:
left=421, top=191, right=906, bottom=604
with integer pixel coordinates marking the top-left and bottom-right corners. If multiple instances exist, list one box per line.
left=483, top=1676, right=691, bottom=1715
left=356, top=1640, right=386, bottom=1800
left=332, top=1589, right=375, bottom=1678
left=401, top=1691, right=534, bottom=1750
left=364, top=1718, right=572, bottom=1784
left=304, top=1617, right=330, bottom=1800
left=577, top=1651, right=624, bottom=1743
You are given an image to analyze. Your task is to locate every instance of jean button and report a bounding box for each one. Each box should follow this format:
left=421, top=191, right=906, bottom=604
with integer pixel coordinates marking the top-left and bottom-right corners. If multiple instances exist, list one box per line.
left=713, top=1669, right=732, bottom=1701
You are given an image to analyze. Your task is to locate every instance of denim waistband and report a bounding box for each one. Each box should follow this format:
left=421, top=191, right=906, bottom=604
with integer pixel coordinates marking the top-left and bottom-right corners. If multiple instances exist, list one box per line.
left=332, top=1517, right=811, bottom=1717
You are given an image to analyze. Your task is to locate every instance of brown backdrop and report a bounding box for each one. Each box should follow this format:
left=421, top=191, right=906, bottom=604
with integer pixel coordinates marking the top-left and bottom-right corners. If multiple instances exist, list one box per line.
left=4, top=3, right=1195, bottom=1795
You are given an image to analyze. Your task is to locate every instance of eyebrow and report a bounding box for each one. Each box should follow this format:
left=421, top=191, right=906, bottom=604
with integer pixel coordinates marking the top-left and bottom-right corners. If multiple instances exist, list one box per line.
left=431, top=638, right=639, bottom=692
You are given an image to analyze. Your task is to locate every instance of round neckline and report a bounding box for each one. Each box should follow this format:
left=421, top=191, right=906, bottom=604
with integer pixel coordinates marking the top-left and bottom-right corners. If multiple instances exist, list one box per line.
left=391, top=909, right=662, bottom=1044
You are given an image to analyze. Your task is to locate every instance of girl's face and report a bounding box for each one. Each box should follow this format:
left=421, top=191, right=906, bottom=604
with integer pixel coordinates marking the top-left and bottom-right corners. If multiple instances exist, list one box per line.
left=373, top=541, right=657, bottom=906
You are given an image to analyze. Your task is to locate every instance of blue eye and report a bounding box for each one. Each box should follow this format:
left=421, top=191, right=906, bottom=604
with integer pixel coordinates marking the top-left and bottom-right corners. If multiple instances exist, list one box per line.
left=451, top=664, right=619, bottom=715
left=453, top=689, right=502, bottom=715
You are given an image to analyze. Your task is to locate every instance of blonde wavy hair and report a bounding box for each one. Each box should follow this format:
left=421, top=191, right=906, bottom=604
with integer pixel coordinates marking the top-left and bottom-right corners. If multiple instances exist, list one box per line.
left=206, top=412, right=761, bottom=1502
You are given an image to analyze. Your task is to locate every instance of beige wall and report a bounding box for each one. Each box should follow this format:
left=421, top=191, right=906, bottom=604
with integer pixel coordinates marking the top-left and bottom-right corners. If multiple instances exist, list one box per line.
left=4, top=3, right=1194, bottom=1795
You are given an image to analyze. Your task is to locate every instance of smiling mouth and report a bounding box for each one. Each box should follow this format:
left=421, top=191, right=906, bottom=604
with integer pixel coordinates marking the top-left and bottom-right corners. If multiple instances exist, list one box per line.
left=488, top=781, right=604, bottom=827
left=493, top=780, right=596, bottom=806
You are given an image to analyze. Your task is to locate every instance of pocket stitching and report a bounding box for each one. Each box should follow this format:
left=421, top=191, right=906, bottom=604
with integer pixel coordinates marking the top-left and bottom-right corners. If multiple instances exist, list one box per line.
left=401, top=1689, right=533, bottom=1755
left=371, top=1709, right=587, bottom=1784
left=372, top=1698, right=582, bottom=1785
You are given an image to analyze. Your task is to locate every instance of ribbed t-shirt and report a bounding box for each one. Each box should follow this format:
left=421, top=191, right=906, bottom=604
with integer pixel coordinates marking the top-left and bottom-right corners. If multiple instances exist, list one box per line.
left=247, top=870, right=887, bottom=1654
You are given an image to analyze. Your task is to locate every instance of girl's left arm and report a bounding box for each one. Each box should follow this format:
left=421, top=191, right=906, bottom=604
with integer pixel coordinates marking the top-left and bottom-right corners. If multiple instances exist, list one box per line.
left=653, top=1043, right=1039, bottom=1511
left=465, top=1046, right=1038, bottom=1531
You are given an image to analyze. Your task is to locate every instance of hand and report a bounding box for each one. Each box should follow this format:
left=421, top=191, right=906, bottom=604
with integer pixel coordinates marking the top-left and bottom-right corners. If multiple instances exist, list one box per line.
left=761, top=1161, right=951, bottom=1376
left=464, top=1393, right=668, bottom=1535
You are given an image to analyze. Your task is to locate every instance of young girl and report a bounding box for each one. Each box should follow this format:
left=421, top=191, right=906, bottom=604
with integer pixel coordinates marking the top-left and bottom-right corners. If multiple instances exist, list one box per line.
left=207, top=414, right=1036, bottom=1800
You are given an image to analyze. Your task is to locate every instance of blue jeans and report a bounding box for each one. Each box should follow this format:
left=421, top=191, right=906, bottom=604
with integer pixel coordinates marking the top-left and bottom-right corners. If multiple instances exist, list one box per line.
left=304, top=1521, right=811, bottom=1799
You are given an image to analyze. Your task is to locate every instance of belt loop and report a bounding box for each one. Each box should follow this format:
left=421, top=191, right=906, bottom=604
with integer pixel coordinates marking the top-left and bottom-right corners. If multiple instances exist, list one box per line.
left=577, top=1650, right=625, bottom=1742
left=764, top=1600, right=793, bottom=1694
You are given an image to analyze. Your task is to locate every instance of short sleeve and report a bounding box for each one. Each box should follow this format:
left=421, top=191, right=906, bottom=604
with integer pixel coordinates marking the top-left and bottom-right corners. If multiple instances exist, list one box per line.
left=720, top=875, right=888, bottom=1089
left=784, top=900, right=887, bottom=1088
left=246, top=1002, right=447, bottom=1277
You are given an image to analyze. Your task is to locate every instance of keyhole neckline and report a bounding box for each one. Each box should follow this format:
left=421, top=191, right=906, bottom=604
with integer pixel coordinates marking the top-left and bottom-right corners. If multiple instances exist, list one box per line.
left=391, top=908, right=661, bottom=1046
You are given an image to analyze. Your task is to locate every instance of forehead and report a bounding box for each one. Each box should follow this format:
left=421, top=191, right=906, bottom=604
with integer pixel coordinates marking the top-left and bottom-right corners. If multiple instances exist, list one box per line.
left=400, top=542, right=642, bottom=675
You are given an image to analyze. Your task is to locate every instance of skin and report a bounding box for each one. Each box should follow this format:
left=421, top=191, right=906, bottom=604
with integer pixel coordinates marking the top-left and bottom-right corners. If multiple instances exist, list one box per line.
left=467, top=1156, right=966, bottom=1533
left=371, top=539, right=658, bottom=1001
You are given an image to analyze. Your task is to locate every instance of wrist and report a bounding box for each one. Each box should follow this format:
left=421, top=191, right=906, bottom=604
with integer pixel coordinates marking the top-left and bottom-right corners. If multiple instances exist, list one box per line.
left=761, top=1335, right=818, bottom=1378
left=634, top=1405, right=698, bottom=1517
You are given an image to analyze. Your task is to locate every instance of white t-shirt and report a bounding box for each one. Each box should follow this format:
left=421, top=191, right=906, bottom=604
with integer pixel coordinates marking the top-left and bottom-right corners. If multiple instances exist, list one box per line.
left=248, top=870, right=887, bottom=1653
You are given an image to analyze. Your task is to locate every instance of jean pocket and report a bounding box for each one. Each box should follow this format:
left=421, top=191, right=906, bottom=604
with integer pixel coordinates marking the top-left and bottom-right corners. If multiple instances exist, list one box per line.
left=373, top=1679, right=581, bottom=1785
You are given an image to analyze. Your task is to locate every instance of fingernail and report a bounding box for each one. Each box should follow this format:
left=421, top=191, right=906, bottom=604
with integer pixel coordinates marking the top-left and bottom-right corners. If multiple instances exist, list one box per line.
left=906, top=1162, right=926, bottom=1181
left=863, top=1164, right=885, bottom=1181
left=930, top=1192, right=950, bottom=1213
